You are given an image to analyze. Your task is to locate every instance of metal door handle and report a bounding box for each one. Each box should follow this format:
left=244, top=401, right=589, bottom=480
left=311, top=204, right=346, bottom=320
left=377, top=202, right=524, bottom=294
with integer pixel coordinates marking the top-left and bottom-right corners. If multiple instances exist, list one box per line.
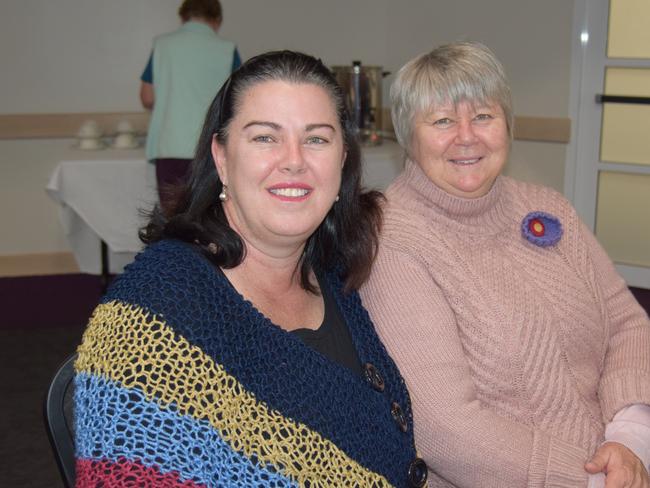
left=596, top=94, right=650, bottom=105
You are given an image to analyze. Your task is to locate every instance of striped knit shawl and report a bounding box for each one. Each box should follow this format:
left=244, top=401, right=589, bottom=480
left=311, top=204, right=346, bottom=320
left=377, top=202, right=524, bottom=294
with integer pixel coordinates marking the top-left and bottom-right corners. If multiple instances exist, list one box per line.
left=74, top=239, right=420, bottom=487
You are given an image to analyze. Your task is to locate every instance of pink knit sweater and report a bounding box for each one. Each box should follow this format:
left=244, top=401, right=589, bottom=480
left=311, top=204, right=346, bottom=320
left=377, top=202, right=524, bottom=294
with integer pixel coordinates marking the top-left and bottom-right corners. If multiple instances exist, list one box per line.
left=360, top=160, right=650, bottom=488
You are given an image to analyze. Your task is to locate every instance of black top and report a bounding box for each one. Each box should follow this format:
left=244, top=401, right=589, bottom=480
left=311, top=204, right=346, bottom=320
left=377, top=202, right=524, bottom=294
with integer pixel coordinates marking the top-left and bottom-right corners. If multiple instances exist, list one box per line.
left=216, top=266, right=363, bottom=376
left=291, top=278, right=363, bottom=376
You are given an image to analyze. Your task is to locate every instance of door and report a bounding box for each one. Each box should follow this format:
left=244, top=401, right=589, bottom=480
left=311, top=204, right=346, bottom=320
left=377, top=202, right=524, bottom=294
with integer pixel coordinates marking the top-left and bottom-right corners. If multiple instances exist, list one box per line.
left=569, top=0, right=650, bottom=288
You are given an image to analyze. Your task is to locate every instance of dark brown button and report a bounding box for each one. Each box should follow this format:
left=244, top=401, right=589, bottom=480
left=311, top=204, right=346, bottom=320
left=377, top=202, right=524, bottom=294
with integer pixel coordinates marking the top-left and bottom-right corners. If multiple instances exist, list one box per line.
left=363, top=362, right=385, bottom=392
left=391, top=401, right=408, bottom=432
left=407, top=457, right=428, bottom=487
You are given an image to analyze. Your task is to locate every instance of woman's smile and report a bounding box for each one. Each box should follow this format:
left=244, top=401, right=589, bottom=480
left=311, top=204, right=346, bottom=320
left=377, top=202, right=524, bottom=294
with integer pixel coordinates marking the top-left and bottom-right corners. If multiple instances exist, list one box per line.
left=267, top=182, right=313, bottom=200
left=447, top=156, right=483, bottom=166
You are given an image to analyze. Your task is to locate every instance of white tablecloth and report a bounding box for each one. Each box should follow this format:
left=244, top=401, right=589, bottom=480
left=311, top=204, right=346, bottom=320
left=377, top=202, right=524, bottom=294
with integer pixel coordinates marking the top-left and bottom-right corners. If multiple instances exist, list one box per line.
left=46, top=159, right=157, bottom=274
left=45, top=142, right=404, bottom=275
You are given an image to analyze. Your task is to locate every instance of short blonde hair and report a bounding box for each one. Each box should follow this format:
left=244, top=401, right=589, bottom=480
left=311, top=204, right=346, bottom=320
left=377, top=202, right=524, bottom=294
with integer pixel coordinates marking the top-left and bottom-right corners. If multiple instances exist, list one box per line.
left=390, top=41, right=513, bottom=152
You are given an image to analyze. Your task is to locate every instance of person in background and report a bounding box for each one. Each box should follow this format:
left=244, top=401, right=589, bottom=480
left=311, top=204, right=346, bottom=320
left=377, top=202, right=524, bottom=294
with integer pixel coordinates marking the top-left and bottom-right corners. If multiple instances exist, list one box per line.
left=361, top=41, right=650, bottom=488
left=140, top=0, right=241, bottom=212
left=74, top=50, right=429, bottom=488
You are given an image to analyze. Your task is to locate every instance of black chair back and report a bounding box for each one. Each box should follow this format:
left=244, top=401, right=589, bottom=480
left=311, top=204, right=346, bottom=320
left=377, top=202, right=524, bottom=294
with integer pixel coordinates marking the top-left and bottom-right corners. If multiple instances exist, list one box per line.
left=43, top=352, right=77, bottom=488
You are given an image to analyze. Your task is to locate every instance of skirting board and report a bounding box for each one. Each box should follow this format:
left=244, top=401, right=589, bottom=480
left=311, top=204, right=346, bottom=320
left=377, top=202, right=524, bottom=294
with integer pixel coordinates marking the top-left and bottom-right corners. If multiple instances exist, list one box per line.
left=0, top=252, right=80, bottom=277
left=1, top=112, right=571, bottom=143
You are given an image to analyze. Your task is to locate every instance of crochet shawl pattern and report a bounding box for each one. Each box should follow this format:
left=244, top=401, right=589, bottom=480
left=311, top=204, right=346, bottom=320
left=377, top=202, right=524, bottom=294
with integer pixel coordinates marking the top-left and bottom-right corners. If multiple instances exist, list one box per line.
left=74, top=239, right=419, bottom=487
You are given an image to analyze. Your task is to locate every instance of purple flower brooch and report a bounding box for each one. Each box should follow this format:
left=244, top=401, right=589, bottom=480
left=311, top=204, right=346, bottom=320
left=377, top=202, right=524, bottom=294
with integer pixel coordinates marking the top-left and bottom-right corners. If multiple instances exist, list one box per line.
left=521, top=211, right=563, bottom=247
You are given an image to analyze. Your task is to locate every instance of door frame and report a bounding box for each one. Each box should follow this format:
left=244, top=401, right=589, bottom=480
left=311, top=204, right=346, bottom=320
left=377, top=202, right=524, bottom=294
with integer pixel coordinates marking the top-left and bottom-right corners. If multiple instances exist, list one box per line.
left=565, top=0, right=650, bottom=288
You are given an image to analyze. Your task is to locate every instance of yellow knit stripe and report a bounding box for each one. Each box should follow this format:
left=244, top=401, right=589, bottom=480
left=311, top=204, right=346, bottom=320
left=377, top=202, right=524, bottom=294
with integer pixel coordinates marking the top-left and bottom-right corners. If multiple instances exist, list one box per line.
left=75, top=300, right=392, bottom=487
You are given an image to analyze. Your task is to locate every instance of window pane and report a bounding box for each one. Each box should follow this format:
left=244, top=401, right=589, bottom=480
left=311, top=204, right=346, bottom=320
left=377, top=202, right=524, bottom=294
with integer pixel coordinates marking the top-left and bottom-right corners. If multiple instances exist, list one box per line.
left=596, top=171, right=650, bottom=268
left=600, top=68, right=650, bottom=166
left=608, top=0, right=650, bottom=58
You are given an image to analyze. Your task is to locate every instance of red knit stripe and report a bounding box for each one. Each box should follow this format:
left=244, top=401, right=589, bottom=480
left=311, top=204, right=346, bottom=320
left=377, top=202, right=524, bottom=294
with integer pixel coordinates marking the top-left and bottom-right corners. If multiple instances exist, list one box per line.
left=75, top=457, right=207, bottom=488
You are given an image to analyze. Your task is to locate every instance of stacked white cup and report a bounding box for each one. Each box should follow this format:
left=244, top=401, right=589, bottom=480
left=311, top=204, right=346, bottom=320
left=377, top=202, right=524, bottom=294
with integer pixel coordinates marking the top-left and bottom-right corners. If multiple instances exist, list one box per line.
left=77, top=120, right=104, bottom=150
left=112, top=120, right=139, bottom=149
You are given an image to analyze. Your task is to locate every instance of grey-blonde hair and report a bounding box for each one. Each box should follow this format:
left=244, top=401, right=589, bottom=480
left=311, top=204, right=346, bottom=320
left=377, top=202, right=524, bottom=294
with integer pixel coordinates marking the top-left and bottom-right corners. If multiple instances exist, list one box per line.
left=390, top=41, right=513, bottom=152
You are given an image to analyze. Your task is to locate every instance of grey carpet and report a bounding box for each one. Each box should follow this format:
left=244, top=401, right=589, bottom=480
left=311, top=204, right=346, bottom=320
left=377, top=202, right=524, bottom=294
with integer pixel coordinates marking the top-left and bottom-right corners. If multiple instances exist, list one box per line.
left=1, top=325, right=84, bottom=487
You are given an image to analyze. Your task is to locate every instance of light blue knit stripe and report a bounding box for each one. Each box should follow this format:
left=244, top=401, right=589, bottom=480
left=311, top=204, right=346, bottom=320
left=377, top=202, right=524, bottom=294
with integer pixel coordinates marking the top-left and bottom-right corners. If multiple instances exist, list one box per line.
left=74, top=373, right=297, bottom=487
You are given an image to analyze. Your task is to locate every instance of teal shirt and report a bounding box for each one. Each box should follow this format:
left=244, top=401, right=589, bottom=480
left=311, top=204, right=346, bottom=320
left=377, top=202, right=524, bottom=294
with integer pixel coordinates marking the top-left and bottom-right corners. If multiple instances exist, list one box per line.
left=145, top=22, right=235, bottom=160
left=140, top=47, right=240, bottom=82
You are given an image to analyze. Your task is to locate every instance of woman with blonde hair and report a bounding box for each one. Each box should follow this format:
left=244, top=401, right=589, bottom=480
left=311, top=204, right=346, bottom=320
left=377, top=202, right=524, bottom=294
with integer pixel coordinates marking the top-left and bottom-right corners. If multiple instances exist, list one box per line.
left=361, top=41, right=650, bottom=487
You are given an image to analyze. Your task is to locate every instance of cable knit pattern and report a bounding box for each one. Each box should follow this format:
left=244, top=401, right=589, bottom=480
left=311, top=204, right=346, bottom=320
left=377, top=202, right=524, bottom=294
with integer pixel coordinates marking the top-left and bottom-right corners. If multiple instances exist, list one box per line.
left=74, top=239, right=421, bottom=488
left=360, top=160, right=650, bottom=488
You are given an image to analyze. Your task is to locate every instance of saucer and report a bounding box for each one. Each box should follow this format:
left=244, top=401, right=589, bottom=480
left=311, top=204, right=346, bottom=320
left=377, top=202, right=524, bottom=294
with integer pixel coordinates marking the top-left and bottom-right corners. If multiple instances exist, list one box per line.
left=112, top=134, right=140, bottom=149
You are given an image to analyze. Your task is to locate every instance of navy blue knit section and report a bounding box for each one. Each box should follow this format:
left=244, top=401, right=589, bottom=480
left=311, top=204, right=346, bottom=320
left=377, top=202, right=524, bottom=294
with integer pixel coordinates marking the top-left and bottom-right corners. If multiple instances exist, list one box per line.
left=103, top=239, right=417, bottom=487
left=328, top=273, right=416, bottom=441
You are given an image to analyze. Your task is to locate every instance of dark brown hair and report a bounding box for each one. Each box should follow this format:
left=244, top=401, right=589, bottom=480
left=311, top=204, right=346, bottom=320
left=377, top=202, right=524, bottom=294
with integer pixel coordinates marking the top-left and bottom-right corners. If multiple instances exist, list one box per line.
left=178, top=0, right=222, bottom=22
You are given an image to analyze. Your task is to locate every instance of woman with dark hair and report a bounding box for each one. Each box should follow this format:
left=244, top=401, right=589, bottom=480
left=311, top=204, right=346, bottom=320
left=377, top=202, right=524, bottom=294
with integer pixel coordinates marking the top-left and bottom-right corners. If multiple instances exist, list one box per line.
left=73, top=51, right=428, bottom=488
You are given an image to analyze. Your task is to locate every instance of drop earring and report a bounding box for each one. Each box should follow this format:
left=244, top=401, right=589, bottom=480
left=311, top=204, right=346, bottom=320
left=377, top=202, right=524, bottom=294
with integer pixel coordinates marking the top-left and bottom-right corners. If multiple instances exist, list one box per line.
left=219, top=185, right=228, bottom=202
left=335, top=195, right=340, bottom=202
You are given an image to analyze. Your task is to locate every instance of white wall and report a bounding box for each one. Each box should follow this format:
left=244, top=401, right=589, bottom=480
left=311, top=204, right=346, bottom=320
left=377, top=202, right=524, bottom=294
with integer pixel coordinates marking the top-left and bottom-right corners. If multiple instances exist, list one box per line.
left=0, top=0, right=575, bottom=263
left=0, top=0, right=178, bottom=113
left=384, top=0, right=574, bottom=117
left=0, top=0, right=575, bottom=116
left=220, top=0, right=389, bottom=67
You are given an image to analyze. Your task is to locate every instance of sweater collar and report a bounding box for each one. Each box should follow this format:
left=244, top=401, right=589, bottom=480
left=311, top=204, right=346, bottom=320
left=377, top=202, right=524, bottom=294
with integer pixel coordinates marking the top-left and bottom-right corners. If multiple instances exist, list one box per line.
left=400, top=158, right=510, bottom=233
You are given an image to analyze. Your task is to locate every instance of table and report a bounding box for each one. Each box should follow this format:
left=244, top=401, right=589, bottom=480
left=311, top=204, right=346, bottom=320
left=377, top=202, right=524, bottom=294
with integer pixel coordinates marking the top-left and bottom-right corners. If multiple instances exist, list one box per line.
left=46, top=142, right=404, bottom=276
left=46, top=159, right=157, bottom=275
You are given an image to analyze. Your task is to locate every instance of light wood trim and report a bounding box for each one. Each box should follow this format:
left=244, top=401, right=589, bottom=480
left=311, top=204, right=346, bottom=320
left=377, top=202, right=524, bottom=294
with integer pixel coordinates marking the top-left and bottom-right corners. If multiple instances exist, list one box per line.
left=380, top=109, right=571, bottom=143
left=513, top=116, right=571, bottom=143
left=0, top=112, right=150, bottom=139
left=0, top=252, right=79, bottom=277
left=2, top=111, right=570, bottom=143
